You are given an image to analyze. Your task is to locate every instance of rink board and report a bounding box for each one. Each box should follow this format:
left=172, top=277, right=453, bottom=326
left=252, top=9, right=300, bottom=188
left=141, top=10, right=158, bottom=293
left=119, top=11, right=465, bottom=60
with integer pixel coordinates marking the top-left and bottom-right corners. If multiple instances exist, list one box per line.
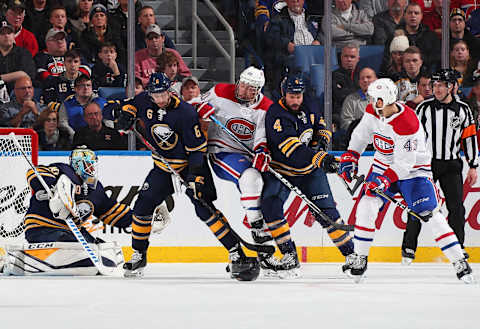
left=37, top=152, right=480, bottom=262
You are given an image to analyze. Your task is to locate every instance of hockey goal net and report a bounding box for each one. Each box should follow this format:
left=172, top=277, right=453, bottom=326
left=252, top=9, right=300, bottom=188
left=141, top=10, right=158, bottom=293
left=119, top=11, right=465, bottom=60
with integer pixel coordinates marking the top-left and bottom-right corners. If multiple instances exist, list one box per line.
left=0, top=128, right=38, bottom=253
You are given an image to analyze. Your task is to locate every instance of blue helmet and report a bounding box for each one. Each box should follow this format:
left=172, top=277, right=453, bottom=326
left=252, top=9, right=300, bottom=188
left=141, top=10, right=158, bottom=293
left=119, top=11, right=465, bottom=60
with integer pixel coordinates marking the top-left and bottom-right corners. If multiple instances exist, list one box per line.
left=147, top=72, right=171, bottom=94
left=281, top=75, right=306, bottom=95
left=70, top=146, right=98, bottom=188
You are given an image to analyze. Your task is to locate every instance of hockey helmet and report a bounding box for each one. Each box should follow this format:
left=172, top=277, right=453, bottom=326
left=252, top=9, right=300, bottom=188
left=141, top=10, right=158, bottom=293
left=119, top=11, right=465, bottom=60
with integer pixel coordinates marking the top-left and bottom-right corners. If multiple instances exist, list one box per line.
left=430, top=68, right=459, bottom=87
left=230, top=257, right=260, bottom=281
left=367, top=78, right=398, bottom=112
left=147, top=72, right=171, bottom=95
left=281, top=74, right=306, bottom=96
left=70, top=146, right=98, bottom=188
left=235, top=66, right=265, bottom=104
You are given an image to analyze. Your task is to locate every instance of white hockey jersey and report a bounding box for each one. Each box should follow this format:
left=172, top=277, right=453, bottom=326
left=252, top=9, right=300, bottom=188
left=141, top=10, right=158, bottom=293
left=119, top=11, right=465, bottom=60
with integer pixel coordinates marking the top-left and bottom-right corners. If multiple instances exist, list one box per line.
left=348, top=102, right=433, bottom=181
left=199, top=83, right=273, bottom=154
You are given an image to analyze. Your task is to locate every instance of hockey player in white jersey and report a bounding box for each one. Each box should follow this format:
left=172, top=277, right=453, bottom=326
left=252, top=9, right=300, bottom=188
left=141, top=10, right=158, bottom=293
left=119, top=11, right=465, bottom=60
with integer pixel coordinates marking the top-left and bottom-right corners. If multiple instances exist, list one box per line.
left=194, top=67, right=299, bottom=277
left=339, top=78, right=474, bottom=283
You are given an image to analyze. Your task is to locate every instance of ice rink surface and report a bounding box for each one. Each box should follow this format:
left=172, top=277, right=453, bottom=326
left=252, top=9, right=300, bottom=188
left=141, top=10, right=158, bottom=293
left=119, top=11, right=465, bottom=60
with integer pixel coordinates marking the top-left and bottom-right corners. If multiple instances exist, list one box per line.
left=1, top=263, right=479, bottom=329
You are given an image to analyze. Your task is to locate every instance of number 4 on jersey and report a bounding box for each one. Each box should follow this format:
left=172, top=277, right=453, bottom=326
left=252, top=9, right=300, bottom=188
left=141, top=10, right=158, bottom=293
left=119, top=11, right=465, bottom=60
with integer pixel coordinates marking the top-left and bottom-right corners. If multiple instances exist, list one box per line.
left=273, top=119, right=282, bottom=132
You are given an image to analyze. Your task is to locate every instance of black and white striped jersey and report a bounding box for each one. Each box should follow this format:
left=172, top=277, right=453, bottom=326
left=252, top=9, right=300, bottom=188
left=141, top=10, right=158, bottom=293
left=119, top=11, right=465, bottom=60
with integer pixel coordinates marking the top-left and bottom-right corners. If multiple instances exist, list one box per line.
left=416, top=98, right=478, bottom=168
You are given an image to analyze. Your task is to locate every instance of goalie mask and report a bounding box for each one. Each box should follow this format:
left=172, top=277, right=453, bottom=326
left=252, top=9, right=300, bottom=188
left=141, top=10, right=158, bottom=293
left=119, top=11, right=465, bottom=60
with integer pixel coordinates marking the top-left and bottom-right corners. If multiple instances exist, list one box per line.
left=70, top=146, right=98, bottom=188
left=367, top=78, right=398, bottom=114
left=235, top=66, right=265, bottom=105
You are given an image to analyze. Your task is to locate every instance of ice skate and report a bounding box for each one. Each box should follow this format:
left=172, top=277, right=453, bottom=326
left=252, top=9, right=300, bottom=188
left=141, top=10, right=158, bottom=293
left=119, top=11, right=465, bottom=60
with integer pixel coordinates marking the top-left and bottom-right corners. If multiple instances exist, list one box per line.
left=342, top=253, right=356, bottom=277
left=259, top=250, right=301, bottom=279
left=453, top=259, right=475, bottom=284
left=346, top=254, right=367, bottom=283
left=228, top=245, right=260, bottom=281
left=250, top=219, right=273, bottom=244
left=401, top=249, right=415, bottom=266
left=123, top=249, right=147, bottom=278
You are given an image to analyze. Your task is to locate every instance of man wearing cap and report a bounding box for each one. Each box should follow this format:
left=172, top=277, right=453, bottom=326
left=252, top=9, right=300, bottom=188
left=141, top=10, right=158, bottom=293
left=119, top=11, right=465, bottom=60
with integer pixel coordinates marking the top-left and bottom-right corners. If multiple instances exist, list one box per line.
left=134, top=23, right=190, bottom=87
left=372, top=0, right=407, bottom=45
left=450, top=8, right=480, bottom=61
left=0, top=19, right=36, bottom=93
left=79, top=3, right=125, bottom=65
left=181, top=76, right=201, bottom=102
left=379, top=34, right=410, bottom=79
left=134, top=5, right=176, bottom=51
left=4, top=0, right=39, bottom=57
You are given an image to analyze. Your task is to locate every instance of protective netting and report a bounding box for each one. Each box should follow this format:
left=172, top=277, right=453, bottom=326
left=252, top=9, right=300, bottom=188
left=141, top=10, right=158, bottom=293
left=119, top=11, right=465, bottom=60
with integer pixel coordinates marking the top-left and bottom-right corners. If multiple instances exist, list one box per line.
left=0, top=130, right=36, bottom=244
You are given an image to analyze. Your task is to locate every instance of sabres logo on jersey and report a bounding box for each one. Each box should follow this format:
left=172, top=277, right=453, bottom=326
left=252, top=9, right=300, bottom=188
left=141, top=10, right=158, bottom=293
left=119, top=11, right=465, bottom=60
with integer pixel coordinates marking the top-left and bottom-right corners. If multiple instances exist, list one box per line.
left=151, top=124, right=178, bottom=150
left=299, top=128, right=313, bottom=145
left=226, top=118, right=256, bottom=141
left=76, top=200, right=94, bottom=222
left=373, top=133, right=394, bottom=155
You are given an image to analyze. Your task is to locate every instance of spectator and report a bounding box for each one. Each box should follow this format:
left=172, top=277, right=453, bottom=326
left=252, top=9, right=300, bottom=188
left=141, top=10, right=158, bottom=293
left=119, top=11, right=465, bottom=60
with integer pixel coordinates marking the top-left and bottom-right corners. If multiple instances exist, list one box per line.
left=466, top=8, right=480, bottom=37
left=134, top=24, right=190, bottom=87
left=40, top=4, right=80, bottom=51
left=42, top=49, right=90, bottom=104
left=69, top=0, right=94, bottom=36
left=322, top=0, right=373, bottom=48
left=79, top=3, right=124, bottom=65
left=133, top=76, right=144, bottom=95
left=450, top=40, right=477, bottom=87
left=340, top=66, right=377, bottom=131
left=450, top=8, right=480, bottom=62
left=405, top=73, right=432, bottom=109
left=33, top=107, right=71, bottom=150
left=24, top=0, right=51, bottom=45
left=0, top=76, right=44, bottom=128
left=422, top=0, right=442, bottom=38
left=4, top=0, right=39, bottom=57
left=0, top=19, right=36, bottom=92
left=393, top=2, right=440, bottom=71
left=372, top=0, right=407, bottom=45
left=379, top=34, right=409, bottom=79
left=394, top=46, right=426, bottom=102
left=467, top=74, right=480, bottom=128
left=134, top=5, right=175, bottom=51
left=451, top=0, right=479, bottom=19
left=91, top=42, right=126, bottom=88
left=156, top=51, right=181, bottom=95
left=356, top=0, right=389, bottom=19
left=58, top=75, right=106, bottom=137
left=332, top=44, right=360, bottom=120
left=180, top=76, right=200, bottom=102
left=72, top=101, right=126, bottom=150
left=34, top=28, right=91, bottom=84
left=265, top=0, right=320, bottom=98
left=109, top=0, right=143, bottom=52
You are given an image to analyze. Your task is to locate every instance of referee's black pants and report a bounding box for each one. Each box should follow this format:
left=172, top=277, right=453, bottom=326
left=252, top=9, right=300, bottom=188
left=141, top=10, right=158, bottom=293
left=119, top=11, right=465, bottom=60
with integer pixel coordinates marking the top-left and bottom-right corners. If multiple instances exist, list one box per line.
left=402, top=159, right=466, bottom=255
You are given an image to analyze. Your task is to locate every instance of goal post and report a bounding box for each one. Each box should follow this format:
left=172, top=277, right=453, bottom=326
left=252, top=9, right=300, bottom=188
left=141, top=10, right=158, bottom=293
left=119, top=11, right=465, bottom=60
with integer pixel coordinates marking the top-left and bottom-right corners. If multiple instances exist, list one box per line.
left=0, top=128, right=38, bottom=257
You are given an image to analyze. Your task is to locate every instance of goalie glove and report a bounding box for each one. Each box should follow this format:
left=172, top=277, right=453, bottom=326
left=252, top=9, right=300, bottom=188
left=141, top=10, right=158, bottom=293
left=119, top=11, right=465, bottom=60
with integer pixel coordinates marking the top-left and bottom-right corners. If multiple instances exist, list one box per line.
left=49, top=174, right=79, bottom=220
left=151, top=202, right=172, bottom=234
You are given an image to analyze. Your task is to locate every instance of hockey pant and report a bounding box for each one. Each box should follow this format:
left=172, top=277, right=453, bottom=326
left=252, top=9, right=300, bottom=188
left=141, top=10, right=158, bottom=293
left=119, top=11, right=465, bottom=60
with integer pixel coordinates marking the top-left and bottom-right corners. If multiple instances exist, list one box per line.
left=131, top=164, right=238, bottom=251
left=354, top=174, right=464, bottom=263
left=261, top=168, right=353, bottom=255
left=210, top=152, right=264, bottom=225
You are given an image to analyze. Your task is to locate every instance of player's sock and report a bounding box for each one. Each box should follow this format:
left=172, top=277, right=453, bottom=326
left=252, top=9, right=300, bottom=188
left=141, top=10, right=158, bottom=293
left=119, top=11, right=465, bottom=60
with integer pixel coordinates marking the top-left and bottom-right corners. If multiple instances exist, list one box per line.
left=425, top=212, right=464, bottom=263
left=325, top=219, right=354, bottom=256
left=265, top=218, right=294, bottom=253
left=204, top=212, right=238, bottom=250
left=131, top=214, right=153, bottom=251
left=354, top=196, right=382, bottom=256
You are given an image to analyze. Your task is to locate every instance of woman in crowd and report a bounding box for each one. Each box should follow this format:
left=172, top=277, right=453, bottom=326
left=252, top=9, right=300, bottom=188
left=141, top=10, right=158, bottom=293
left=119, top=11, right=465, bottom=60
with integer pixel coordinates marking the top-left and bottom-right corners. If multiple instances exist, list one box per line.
left=33, top=108, right=71, bottom=151
left=450, top=40, right=478, bottom=87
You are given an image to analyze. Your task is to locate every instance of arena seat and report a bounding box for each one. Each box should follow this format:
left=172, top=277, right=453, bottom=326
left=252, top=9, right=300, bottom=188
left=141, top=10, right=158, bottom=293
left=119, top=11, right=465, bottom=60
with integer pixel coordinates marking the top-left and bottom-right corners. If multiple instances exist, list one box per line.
left=98, top=87, right=126, bottom=100
left=310, top=64, right=325, bottom=98
left=294, top=46, right=338, bottom=73
left=358, top=45, right=384, bottom=73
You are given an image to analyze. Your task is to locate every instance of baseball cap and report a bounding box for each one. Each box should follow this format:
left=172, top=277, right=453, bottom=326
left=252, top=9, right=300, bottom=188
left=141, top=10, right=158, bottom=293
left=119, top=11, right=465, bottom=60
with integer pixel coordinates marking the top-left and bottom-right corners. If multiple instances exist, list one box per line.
left=0, top=19, right=14, bottom=33
left=182, top=76, right=199, bottom=86
left=450, top=8, right=466, bottom=20
left=45, top=28, right=66, bottom=41
left=7, top=0, right=26, bottom=12
left=389, top=35, right=409, bottom=53
left=146, top=24, right=162, bottom=37
left=90, top=3, right=107, bottom=19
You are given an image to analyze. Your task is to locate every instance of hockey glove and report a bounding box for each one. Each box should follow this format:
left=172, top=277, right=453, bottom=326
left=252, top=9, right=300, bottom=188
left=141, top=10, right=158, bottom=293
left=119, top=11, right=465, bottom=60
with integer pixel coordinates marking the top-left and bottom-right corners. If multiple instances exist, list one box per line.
left=312, top=151, right=338, bottom=173
left=192, top=102, right=215, bottom=120
left=316, top=129, right=332, bottom=151
left=187, top=174, right=205, bottom=200
left=339, top=150, right=360, bottom=183
left=252, top=146, right=271, bottom=172
left=365, top=175, right=391, bottom=197
left=113, top=105, right=136, bottom=131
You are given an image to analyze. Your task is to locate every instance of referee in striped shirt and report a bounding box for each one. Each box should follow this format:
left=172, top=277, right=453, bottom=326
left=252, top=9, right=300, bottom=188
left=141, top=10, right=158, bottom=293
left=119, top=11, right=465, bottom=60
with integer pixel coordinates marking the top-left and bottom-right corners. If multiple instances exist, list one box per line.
left=401, top=69, right=478, bottom=264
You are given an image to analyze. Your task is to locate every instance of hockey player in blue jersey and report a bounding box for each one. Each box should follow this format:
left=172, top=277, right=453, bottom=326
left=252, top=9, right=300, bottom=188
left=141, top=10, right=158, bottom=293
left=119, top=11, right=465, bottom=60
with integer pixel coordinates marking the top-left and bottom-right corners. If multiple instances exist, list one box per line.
left=114, top=73, right=260, bottom=280
left=263, top=74, right=355, bottom=276
left=3, top=146, right=132, bottom=275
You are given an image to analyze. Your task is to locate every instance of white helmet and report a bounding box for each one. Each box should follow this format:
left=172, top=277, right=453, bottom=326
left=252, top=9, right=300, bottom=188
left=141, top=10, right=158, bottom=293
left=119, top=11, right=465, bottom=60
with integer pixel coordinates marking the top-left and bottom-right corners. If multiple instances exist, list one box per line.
left=236, top=66, right=265, bottom=104
left=367, top=78, right=398, bottom=111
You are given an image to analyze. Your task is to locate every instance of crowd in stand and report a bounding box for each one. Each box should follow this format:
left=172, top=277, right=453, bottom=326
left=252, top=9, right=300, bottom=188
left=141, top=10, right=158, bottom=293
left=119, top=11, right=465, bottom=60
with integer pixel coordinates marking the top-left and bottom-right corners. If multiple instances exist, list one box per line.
left=1, top=0, right=480, bottom=151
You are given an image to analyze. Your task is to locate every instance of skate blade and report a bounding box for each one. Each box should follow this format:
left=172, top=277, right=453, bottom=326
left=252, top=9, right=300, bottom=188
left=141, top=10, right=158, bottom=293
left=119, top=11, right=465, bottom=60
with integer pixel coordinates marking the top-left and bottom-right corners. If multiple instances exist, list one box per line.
left=342, top=269, right=353, bottom=278
left=261, top=269, right=279, bottom=278
left=124, top=268, right=145, bottom=278
left=401, top=257, right=413, bottom=266
left=352, top=274, right=365, bottom=283
left=277, top=268, right=302, bottom=280
left=460, top=274, right=476, bottom=284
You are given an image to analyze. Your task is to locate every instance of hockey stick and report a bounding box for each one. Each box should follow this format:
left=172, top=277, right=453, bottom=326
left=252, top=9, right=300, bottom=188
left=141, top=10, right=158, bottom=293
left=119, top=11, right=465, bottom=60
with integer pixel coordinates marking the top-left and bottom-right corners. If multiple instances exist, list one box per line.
left=372, top=188, right=427, bottom=222
left=339, top=174, right=365, bottom=196
left=8, top=133, right=123, bottom=277
left=130, top=122, right=275, bottom=255
left=209, top=115, right=354, bottom=231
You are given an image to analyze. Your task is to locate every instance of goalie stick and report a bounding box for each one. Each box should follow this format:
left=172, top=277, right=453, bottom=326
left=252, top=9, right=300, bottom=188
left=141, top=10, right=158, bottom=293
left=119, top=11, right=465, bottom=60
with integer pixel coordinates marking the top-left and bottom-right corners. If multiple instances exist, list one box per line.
left=7, top=133, right=123, bottom=277
left=209, top=115, right=354, bottom=232
left=130, top=121, right=275, bottom=255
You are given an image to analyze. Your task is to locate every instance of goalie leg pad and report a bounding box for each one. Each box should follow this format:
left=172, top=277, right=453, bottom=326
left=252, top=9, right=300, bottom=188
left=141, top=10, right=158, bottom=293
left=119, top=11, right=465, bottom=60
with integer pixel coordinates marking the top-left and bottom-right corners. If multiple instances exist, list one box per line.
left=3, top=242, right=123, bottom=276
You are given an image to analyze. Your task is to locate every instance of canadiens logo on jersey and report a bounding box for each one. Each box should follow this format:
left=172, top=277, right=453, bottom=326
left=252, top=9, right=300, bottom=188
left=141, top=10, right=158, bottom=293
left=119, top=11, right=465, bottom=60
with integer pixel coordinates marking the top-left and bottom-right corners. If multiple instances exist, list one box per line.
left=151, top=124, right=178, bottom=150
left=47, top=58, right=65, bottom=76
left=373, top=133, right=394, bottom=155
left=226, top=118, right=256, bottom=140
